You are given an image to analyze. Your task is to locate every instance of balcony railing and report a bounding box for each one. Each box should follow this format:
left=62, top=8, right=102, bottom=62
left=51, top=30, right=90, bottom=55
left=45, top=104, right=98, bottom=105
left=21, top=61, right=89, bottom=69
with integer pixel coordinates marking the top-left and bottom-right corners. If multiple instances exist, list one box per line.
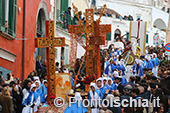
left=56, top=9, right=77, bottom=30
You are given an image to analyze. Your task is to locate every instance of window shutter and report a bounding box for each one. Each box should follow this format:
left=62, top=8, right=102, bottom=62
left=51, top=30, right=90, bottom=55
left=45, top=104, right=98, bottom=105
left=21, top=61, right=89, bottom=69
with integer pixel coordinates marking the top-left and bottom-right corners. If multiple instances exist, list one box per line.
left=8, top=0, right=17, bottom=37
left=146, top=34, right=148, bottom=43
left=0, top=0, right=6, bottom=32
left=60, top=0, right=68, bottom=12
left=108, top=33, right=111, bottom=41
left=126, top=32, right=129, bottom=39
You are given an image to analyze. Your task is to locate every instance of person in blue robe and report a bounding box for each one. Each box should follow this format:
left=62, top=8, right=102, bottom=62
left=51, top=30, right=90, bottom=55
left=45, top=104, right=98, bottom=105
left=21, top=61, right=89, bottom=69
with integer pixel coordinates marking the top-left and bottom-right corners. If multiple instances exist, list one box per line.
left=120, top=64, right=126, bottom=76
left=132, top=59, right=140, bottom=76
left=143, top=55, right=153, bottom=69
left=153, top=53, right=159, bottom=66
left=102, top=77, right=107, bottom=88
left=117, top=50, right=122, bottom=56
left=70, top=76, right=74, bottom=87
left=22, top=84, right=40, bottom=113
left=120, top=76, right=127, bottom=86
left=88, top=83, right=102, bottom=112
left=64, top=92, right=87, bottom=113
left=119, top=59, right=126, bottom=76
left=96, top=78, right=106, bottom=99
left=105, top=60, right=117, bottom=76
left=150, top=55, right=156, bottom=67
left=35, top=81, right=45, bottom=104
left=138, top=60, right=144, bottom=77
left=153, top=53, right=159, bottom=77
left=109, top=52, right=114, bottom=57
left=150, top=54, right=157, bottom=76
left=40, top=80, right=47, bottom=95
left=104, top=59, right=109, bottom=70
left=117, top=70, right=127, bottom=86
left=42, top=80, right=48, bottom=101
left=106, top=78, right=117, bottom=94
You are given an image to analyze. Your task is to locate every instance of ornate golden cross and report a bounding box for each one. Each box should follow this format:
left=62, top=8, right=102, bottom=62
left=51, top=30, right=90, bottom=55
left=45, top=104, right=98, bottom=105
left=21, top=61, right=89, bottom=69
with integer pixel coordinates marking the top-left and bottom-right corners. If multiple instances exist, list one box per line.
left=35, top=20, right=65, bottom=104
left=68, top=4, right=111, bottom=78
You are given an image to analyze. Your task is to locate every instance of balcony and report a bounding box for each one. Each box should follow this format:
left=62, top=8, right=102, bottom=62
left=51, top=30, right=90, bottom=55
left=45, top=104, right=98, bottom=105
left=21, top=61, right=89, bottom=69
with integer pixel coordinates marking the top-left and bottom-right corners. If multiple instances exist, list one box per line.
left=0, top=20, right=16, bottom=40
left=56, top=9, right=77, bottom=31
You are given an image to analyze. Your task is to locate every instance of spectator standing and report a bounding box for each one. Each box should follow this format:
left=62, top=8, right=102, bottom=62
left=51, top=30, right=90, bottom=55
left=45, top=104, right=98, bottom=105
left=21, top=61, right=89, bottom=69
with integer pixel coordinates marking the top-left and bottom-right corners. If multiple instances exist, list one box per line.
left=0, top=87, right=13, bottom=113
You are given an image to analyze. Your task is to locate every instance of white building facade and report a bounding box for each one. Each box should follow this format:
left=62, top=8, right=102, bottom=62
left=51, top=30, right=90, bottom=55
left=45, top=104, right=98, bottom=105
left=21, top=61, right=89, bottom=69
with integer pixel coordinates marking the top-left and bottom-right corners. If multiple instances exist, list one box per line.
left=94, top=0, right=169, bottom=48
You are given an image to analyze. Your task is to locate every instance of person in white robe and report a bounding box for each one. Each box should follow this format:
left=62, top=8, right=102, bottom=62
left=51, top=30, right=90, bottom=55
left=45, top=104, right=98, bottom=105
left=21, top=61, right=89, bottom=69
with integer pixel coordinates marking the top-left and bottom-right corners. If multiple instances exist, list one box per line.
left=22, top=84, right=41, bottom=113
left=88, top=83, right=100, bottom=113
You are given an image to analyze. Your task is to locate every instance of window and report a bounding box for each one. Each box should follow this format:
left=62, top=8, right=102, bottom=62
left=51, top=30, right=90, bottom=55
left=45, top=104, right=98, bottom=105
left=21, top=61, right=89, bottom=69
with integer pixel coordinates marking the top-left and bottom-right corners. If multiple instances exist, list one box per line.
left=146, top=34, right=148, bottom=43
left=55, top=48, right=57, bottom=59
left=0, top=66, right=12, bottom=80
left=126, top=32, right=129, bottom=39
left=0, top=0, right=17, bottom=38
left=60, top=0, right=68, bottom=12
left=137, top=15, right=141, bottom=21
left=108, top=33, right=111, bottom=41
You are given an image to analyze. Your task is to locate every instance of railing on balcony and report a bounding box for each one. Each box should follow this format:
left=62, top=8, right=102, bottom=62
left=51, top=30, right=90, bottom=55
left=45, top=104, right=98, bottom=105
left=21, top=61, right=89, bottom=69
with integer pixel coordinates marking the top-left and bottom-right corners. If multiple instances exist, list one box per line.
left=56, top=9, right=77, bottom=30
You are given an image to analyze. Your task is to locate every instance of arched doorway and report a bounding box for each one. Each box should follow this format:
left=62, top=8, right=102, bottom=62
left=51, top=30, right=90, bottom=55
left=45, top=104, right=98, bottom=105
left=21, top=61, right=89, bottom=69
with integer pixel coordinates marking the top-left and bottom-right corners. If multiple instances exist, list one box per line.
left=114, top=29, right=121, bottom=41
left=153, top=18, right=166, bottom=30
left=35, top=1, right=49, bottom=63
left=36, top=9, right=46, bottom=62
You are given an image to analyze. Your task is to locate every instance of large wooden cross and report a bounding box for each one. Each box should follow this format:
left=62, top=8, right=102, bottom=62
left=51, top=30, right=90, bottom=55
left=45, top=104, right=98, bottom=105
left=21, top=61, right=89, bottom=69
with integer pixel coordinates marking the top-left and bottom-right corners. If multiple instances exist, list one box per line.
left=68, top=4, right=111, bottom=79
left=35, top=20, right=65, bottom=104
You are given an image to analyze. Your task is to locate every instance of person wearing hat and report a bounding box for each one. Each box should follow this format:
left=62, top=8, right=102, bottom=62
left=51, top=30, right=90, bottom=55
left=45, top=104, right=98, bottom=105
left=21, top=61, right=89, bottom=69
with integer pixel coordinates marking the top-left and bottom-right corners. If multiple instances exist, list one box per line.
left=114, top=76, right=124, bottom=95
left=22, top=84, right=40, bottom=113
left=88, top=82, right=101, bottom=113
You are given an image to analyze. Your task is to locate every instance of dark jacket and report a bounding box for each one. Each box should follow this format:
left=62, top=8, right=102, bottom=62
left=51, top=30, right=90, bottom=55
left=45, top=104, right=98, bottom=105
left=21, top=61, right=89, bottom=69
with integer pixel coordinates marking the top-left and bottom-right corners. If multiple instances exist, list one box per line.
left=36, top=61, right=42, bottom=72
left=165, top=75, right=170, bottom=90
left=126, top=82, right=135, bottom=88
left=117, top=83, right=124, bottom=95
left=12, top=88, right=23, bottom=113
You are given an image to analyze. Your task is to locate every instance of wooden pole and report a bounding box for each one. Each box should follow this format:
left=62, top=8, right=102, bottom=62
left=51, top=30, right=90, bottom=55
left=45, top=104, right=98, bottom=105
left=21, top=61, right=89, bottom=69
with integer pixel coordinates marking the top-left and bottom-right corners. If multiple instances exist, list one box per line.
left=96, top=45, right=101, bottom=78
left=72, top=52, right=86, bottom=87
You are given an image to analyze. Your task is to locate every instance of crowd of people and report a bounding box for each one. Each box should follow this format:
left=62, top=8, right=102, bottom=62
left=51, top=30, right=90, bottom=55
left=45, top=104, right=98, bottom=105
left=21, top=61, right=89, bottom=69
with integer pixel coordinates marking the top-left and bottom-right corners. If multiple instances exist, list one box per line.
left=0, top=44, right=170, bottom=113
left=66, top=44, right=170, bottom=113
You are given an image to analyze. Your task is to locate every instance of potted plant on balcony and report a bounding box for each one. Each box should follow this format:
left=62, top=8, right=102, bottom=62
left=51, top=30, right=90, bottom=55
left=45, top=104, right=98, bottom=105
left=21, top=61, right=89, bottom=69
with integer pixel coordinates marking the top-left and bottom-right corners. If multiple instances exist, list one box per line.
left=56, top=20, right=64, bottom=28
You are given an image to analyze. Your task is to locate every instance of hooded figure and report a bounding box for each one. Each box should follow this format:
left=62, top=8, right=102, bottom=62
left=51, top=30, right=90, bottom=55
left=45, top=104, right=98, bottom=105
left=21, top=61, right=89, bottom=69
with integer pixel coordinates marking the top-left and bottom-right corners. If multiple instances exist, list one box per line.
left=105, top=60, right=120, bottom=77
left=22, top=84, right=40, bottom=113
left=95, top=78, right=107, bottom=99
left=132, top=59, right=140, bottom=76
left=138, top=60, right=144, bottom=77
left=150, top=54, right=156, bottom=76
left=153, top=53, right=159, bottom=77
left=35, top=81, right=45, bottom=104
left=88, top=83, right=101, bottom=113
left=64, top=92, right=87, bottom=113
left=102, top=77, right=108, bottom=88
left=106, top=78, right=117, bottom=93
left=143, top=55, right=153, bottom=69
